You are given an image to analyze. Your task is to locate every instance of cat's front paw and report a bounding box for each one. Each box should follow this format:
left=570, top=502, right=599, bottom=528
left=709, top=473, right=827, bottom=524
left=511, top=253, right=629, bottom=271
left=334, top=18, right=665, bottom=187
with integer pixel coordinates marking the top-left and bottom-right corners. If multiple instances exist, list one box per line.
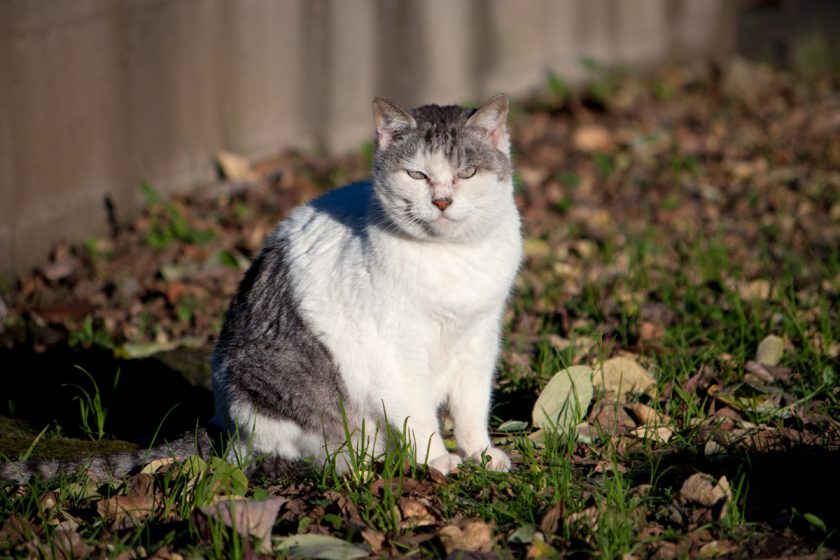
left=428, top=453, right=463, bottom=475
left=469, top=447, right=511, bottom=472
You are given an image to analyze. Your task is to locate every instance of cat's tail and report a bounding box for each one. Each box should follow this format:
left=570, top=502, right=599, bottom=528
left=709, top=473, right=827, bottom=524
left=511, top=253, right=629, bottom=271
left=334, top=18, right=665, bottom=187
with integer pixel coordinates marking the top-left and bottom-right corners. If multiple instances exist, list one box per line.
left=0, top=429, right=218, bottom=485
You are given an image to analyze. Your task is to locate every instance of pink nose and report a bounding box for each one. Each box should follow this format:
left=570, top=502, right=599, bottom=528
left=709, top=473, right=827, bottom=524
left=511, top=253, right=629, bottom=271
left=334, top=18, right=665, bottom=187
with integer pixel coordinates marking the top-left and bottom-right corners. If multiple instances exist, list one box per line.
left=432, top=198, right=452, bottom=211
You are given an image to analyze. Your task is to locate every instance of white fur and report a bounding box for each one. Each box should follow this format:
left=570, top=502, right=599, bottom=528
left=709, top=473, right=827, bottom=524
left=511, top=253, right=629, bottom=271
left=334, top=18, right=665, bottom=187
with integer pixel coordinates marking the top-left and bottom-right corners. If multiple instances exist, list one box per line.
left=219, top=134, right=521, bottom=474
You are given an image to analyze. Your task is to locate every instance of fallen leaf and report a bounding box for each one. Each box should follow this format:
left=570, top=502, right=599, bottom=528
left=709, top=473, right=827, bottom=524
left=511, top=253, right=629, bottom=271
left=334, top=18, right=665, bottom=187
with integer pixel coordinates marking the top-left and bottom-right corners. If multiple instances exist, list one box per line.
left=360, top=529, right=385, bottom=554
left=532, top=365, right=594, bottom=433
left=627, top=402, right=670, bottom=427
left=524, top=238, right=551, bottom=259
left=738, top=279, right=771, bottom=301
left=573, top=124, right=614, bottom=152
left=589, top=400, right=636, bottom=435
left=639, top=321, right=664, bottom=341
left=197, top=496, right=285, bottom=554
left=51, top=521, right=92, bottom=559
left=539, top=502, right=564, bottom=535
left=698, top=539, right=737, bottom=558
left=438, top=519, right=493, bottom=554
left=97, top=495, right=156, bottom=528
left=507, top=524, right=537, bottom=544
left=566, top=505, right=599, bottom=531
left=274, top=533, right=370, bottom=559
left=679, top=474, right=732, bottom=515
left=593, top=357, right=656, bottom=400
left=113, top=336, right=204, bottom=359
left=41, top=260, right=76, bottom=281
left=399, top=497, right=436, bottom=529
left=497, top=419, right=529, bottom=433
left=217, top=151, right=258, bottom=182
left=756, top=335, right=784, bottom=366
left=744, top=360, right=775, bottom=384
left=140, top=457, right=179, bottom=474
left=628, top=425, right=674, bottom=443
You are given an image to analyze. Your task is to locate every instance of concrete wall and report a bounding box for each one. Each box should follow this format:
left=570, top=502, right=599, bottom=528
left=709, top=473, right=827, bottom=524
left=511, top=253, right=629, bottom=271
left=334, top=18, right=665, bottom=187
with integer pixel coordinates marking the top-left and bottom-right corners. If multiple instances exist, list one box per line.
left=0, top=0, right=734, bottom=275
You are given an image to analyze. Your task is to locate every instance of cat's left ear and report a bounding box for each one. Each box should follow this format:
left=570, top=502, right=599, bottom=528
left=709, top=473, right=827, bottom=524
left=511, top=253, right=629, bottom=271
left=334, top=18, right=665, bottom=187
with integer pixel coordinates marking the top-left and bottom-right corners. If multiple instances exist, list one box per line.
left=373, top=97, right=416, bottom=150
left=466, top=94, right=510, bottom=152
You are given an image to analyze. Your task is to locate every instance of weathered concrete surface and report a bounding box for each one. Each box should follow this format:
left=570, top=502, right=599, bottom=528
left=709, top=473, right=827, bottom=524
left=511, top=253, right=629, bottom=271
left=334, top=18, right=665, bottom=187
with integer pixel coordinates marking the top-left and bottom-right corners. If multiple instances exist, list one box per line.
left=0, top=0, right=734, bottom=275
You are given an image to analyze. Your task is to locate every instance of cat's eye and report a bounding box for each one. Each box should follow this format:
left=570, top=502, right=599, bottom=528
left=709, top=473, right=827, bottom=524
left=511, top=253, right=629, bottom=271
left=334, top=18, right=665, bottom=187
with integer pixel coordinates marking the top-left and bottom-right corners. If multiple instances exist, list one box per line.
left=407, top=170, right=428, bottom=181
left=457, top=166, right=477, bottom=179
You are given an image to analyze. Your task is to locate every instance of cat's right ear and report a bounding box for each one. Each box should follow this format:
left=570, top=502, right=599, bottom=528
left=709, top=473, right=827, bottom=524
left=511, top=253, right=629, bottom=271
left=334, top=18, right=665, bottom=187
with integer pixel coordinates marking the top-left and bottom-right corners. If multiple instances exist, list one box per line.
left=373, top=97, right=416, bottom=150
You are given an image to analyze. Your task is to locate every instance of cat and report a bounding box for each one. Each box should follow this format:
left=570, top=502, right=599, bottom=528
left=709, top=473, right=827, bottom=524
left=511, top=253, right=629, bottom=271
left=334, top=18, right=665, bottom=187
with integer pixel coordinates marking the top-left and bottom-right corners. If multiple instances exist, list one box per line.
left=0, top=94, right=521, bottom=483
left=211, top=94, right=522, bottom=474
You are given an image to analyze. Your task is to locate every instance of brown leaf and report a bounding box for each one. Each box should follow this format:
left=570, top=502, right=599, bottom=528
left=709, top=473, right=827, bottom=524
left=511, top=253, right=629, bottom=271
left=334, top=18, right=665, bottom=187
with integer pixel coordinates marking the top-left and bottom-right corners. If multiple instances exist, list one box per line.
left=589, top=401, right=636, bottom=435
left=97, top=495, right=156, bottom=528
left=698, top=539, right=738, bottom=558
left=41, top=260, right=76, bottom=282
left=627, top=402, right=671, bottom=427
left=593, top=356, right=657, bottom=400
left=49, top=521, right=92, bottom=560
left=399, top=497, right=436, bottom=528
left=361, top=528, right=385, bottom=555
left=217, top=151, right=258, bottom=183
left=539, top=502, right=564, bottom=535
left=678, top=474, right=732, bottom=515
left=127, top=473, right=156, bottom=498
left=438, top=519, right=493, bottom=554
left=573, top=124, right=614, bottom=153
left=0, top=514, right=39, bottom=548
left=196, top=496, right=285, bottom=554
left=639, top=321, right=664, bottom=341
left=745, top=360, right=775, bottom=384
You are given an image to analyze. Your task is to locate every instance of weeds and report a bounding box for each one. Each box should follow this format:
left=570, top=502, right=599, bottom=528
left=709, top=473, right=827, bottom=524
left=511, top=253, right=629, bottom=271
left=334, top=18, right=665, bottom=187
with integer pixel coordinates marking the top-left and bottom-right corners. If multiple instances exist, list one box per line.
left=65, top=366, right=120, bottom=440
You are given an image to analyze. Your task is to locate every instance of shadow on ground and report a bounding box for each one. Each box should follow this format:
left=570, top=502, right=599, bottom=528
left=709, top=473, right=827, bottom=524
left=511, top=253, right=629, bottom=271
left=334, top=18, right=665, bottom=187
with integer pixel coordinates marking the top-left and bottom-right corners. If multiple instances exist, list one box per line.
left=627, top=446, right=840, bottom=549
left=0, top=345, right=214, bottom=459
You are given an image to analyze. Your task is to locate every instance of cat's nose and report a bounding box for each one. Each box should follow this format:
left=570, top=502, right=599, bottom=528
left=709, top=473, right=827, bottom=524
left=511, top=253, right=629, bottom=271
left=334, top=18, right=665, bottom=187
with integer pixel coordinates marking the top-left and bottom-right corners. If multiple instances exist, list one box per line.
left=432, top=197, right=452, bottom=211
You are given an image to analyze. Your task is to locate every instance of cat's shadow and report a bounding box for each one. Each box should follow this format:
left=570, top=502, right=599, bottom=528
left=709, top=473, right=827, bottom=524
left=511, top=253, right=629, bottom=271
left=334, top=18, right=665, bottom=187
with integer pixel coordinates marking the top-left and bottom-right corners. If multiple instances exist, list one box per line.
left=0, top=344, right=214, bottom=454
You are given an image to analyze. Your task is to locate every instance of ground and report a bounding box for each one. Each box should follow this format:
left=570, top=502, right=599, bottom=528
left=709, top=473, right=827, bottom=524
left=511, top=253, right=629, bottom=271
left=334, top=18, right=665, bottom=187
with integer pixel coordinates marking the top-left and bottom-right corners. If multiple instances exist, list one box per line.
left=0, top=59, right=838, bottom=558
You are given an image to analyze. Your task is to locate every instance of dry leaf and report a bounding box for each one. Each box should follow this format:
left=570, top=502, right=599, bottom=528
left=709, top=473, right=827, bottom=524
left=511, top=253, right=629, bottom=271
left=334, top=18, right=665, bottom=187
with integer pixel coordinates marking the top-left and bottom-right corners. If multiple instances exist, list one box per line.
left=523, top=238, right=551, bottom=259
left=399, top=498, right=436, bottom=528
left=628, top=425, right=674, bottom=443
left=196, top=496, right=285, bottom=554
left=360, top=529, right=385, bottom=554
left=532, top=365, right=594, bottom=433
left=698, top=539, right=737, bottom=557
left=438, top=519, right=493, bottom=554
left=589, top=401, right=636, bottom=435
left=274, top=533, right=370, bottom=559
left=593, top=357, right=656, bottom=400
left=627, top=402, right=670, bottom=427
left=679, top=473, right=732, bottom=515
left=573, top=124, right=613, bottom=152
left=140, top=457, right=178, bottom=475
left=539, top=502, right=564, bottom=535
left=97, top=495, right=156, bottom=528
left=756, top=335, right=784, bottom=366
left=738, top=279, right=771, bottom=301
left=216, top=151, right=258, bottom=183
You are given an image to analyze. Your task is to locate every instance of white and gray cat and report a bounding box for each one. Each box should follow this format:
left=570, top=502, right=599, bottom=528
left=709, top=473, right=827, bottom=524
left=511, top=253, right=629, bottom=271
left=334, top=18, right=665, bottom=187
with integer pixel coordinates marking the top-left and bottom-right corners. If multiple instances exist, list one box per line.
left=1, top=95, right=522, bottom=482
left=213, top=94, right=522, bottom=474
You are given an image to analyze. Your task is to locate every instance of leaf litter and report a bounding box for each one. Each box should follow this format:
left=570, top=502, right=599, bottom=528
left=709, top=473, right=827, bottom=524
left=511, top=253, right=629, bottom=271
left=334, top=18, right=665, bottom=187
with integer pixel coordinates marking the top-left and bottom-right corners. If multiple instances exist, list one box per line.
left=1, top=58, right=839, bottom=557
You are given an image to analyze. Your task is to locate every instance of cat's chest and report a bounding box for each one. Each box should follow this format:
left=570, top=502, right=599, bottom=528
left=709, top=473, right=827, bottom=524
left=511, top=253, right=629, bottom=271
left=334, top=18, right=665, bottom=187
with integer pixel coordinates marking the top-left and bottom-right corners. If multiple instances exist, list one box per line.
left=392, top=235, right=519, bottom=319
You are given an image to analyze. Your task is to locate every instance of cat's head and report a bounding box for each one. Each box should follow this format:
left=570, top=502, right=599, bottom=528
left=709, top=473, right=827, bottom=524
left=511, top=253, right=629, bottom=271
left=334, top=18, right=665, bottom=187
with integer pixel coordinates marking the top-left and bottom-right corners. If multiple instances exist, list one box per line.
left=371, top=95, right=514, bottom=242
